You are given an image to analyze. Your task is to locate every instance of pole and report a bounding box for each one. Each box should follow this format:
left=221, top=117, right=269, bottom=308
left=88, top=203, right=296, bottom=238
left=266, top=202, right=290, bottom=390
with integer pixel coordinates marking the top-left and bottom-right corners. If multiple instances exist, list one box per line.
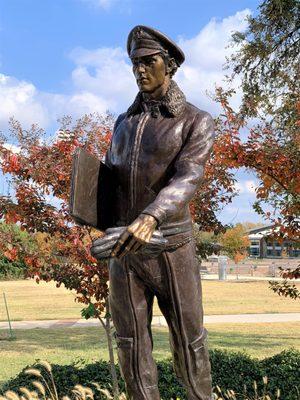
left=3, top=292, right=14, bottom=339
left=218, top=256, right=228, bottom=280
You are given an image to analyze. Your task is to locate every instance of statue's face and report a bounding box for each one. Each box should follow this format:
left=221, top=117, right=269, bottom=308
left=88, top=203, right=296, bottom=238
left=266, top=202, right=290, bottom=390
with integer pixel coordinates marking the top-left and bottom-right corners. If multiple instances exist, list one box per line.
left=131, top=54, right=167, bottom=93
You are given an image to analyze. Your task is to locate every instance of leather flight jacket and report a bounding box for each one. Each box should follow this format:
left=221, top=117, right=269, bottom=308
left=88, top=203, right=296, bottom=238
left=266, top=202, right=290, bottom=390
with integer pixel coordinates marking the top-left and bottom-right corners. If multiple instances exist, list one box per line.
left=105, top=80, right=215, bottom=240
left=106, top=80, right=215, bottom=400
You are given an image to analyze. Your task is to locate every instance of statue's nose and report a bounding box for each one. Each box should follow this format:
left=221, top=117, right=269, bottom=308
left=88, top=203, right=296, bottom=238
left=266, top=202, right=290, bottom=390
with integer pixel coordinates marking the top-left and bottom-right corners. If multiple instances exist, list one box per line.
left=137, top=63, right=146, bottom=73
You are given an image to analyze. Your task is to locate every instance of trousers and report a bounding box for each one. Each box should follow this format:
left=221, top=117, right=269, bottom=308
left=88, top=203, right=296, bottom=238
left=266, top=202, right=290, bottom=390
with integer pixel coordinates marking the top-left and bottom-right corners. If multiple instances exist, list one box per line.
left=109, top=239, right=212, bottom=400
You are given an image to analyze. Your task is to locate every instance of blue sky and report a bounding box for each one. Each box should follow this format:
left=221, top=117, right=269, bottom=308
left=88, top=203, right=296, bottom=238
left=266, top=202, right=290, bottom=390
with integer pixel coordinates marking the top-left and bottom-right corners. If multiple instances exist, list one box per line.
left=0, top=0, right=267, bottom=225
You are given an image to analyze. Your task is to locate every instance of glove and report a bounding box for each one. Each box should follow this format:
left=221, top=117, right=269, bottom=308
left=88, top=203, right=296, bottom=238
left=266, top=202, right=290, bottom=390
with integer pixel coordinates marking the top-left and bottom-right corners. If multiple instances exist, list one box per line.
left=91, top=226, right=167, bottom=259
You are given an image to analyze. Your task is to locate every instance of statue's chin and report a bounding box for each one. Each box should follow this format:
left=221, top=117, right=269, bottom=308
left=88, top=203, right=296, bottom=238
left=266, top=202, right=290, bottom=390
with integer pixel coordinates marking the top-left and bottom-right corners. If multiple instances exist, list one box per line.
left=139, top=85, right=151, bottom=93
left=137, top=80, right=155, bottom=93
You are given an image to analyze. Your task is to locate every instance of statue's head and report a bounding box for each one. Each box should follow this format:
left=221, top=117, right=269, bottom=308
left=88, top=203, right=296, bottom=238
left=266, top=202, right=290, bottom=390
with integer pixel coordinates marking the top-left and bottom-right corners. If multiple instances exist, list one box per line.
left=127, top=26, right=185, bottom=94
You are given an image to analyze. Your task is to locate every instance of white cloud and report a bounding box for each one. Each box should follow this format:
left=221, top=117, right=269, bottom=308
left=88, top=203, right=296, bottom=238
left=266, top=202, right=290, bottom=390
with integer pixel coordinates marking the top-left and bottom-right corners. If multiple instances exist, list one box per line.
left=234, top=179, right=257, bottom=194
left=0, top=9, right=250, bottom=129
left=176, top=9, right=250, bottom=112
left=0, top=74, right=49, bottom=128
left=69, top=46, right=136, bottom=111
left=0, top=74, right=111, bottom=130
left=46, top=91, right=110, bottom=117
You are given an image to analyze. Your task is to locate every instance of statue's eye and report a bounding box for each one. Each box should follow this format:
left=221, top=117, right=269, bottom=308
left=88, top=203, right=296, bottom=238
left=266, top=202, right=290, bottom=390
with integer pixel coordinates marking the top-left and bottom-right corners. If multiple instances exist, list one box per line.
left=132, top=57, right=156, bottom=68
left=144, top=58, right=155, bottom=66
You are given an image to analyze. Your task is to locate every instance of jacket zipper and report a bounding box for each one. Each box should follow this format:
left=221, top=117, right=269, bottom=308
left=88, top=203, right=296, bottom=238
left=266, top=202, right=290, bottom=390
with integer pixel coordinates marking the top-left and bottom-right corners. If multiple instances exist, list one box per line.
left=130, top=112, right=150, bottom=209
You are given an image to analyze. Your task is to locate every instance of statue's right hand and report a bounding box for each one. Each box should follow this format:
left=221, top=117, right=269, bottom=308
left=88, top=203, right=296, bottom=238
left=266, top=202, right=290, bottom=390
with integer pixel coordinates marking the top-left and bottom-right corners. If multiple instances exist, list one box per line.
left=90, top=227, right=127, bottom=260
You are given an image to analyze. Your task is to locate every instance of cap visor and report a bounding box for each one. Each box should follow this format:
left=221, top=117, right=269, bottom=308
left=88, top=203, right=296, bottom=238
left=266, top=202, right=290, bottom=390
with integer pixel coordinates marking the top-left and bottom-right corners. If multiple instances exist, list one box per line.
left=130, top=48, right=161, bottom=59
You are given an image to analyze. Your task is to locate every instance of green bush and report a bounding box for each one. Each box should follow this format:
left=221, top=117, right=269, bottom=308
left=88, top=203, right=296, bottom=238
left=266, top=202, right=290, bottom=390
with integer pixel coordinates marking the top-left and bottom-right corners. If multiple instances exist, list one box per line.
left=261, top=349, right=300, bottom=400
left=210, top=349, right=263, bottom=396
left=2, top=350, right=299, bottom=399
left=0, top=256, right=27, bottom=280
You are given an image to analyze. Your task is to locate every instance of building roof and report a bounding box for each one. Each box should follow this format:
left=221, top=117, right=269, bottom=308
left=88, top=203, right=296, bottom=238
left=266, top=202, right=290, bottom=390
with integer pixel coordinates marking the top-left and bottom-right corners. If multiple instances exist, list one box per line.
left=247, top=225, right=273, bottom=234
left=247, top=225, right=274, bottom=240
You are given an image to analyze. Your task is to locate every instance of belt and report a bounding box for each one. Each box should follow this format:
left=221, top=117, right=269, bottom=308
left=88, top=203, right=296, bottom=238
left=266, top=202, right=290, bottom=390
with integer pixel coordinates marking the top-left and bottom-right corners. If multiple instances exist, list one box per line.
left=160, top=219, right=192, bottom=237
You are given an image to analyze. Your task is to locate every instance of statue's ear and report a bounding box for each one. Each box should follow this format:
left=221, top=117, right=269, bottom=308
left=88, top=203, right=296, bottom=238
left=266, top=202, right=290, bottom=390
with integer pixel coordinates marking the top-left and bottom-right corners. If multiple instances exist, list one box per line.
left=166, top=57, right=177, bottom=76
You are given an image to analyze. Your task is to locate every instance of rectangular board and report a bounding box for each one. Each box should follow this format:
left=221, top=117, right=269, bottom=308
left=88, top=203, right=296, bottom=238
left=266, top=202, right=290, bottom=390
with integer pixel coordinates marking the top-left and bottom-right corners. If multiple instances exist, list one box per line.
left=69, top=147, right=115, bottom=231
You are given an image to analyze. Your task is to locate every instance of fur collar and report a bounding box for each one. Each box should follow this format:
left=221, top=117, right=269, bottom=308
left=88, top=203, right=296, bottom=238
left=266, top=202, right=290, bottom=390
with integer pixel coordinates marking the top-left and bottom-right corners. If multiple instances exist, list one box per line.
left=127, top=80, right=186, bottom=117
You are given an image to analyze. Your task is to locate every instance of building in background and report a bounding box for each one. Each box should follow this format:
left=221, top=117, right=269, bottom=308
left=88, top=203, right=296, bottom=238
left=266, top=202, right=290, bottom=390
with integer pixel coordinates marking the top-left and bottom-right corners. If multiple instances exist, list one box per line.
left=248, top=225, right=300, bottom=258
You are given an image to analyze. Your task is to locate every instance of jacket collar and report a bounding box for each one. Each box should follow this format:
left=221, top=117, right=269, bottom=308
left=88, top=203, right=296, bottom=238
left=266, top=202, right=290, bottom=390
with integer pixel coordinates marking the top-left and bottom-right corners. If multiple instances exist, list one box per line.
left=127, top=80, right=186, bottom=117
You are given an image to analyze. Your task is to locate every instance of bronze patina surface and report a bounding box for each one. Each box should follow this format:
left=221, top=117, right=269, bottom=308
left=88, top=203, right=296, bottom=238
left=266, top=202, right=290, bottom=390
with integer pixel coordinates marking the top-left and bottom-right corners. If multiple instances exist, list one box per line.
left=91, top=25, right=215, bottom=400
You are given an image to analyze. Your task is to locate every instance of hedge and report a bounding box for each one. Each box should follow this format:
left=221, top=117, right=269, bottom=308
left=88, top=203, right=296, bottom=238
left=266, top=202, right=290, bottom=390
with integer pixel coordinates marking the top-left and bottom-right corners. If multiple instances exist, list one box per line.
left=2, top=349, right=299, bottom=399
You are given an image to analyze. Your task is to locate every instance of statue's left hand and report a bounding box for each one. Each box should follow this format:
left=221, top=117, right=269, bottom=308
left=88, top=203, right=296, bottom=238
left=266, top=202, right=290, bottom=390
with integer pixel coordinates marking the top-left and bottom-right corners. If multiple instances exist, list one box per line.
left=111, top=214, right=157, bottom=259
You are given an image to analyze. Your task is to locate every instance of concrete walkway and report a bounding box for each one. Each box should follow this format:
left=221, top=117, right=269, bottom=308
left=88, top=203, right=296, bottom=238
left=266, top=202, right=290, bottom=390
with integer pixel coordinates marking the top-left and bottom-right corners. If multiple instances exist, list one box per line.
left=1, top=313, right=299, bottom=330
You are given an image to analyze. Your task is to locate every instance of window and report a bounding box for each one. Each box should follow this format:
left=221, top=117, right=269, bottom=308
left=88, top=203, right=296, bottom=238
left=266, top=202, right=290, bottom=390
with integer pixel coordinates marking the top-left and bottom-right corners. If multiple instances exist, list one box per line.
left=250, top=248, right=259, bottom=256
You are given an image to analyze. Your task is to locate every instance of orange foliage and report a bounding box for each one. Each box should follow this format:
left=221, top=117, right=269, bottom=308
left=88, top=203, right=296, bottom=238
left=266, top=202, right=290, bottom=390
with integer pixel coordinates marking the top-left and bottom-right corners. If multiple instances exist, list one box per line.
left=0, top=115, right=114, bottom=314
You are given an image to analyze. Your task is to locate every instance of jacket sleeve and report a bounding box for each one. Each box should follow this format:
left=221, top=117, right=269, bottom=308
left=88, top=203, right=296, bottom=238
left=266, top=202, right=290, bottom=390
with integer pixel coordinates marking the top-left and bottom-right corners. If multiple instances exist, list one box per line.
left=142, top=111, right=215, bottom=225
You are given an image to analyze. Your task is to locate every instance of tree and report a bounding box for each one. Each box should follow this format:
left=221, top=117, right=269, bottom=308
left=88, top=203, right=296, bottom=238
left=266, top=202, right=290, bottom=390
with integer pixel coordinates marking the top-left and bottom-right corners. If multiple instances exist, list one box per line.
left=230, top=0, right=299, bottom=135
left=191, top=132, right=237, bottom=234
left=214, top=0, right=300, bottom=297
left=214, top=88, right=299, bottom=241
left=193, top=225, right=221, bottom=260
left=219, top=224, right=250, bottom=263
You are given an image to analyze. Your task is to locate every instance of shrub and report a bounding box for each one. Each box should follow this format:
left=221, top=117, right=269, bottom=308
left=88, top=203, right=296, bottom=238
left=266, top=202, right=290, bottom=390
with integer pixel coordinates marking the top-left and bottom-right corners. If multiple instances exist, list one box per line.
left=1, top=350, right=299, bottom=400
left=210, top=350, right=263, bottom=397
left=0, top=256, right=27, bottom=280
left=260, top=349, right=300, bottom=400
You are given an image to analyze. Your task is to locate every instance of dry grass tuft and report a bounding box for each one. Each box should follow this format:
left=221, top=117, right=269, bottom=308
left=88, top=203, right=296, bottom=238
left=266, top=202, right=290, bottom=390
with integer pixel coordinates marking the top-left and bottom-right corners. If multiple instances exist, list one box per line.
left=24, top=370, right=42, bottom=379
left=214, top=377, right=282, bottom=399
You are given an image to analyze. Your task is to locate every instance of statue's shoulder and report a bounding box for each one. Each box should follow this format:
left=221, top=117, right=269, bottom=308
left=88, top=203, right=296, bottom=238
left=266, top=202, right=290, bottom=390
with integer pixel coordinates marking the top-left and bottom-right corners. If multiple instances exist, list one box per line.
left=184, top=102, right=214, bottom=135
left=186, top=102, right=214, bottom=124
left=185, top=102, right=213, bottom=121
left=113, top=112, right=127, bottom=132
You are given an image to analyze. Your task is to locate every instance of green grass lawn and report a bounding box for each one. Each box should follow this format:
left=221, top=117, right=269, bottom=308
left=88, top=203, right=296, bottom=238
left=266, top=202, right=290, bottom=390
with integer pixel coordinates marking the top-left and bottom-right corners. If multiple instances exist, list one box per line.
left=1, top=279, right=299, bottom=321
left=0, top=322, right=299, bottom=386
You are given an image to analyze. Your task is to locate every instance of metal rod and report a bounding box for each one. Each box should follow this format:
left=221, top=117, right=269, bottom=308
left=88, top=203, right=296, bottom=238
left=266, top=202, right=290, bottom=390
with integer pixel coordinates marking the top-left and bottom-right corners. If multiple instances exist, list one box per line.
left=3, top=292, right=13, bottom=339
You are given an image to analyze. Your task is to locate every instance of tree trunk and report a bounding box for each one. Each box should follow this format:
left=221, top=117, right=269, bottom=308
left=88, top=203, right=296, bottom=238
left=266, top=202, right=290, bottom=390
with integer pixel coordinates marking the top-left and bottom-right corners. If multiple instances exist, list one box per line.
left=99, top=300, right=120, bottom=399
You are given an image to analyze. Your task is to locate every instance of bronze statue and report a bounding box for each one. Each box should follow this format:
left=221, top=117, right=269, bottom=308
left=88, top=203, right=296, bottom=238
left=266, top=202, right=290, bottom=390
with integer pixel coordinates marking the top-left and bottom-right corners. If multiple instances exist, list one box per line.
left=91, top=25, right=215, bottom=400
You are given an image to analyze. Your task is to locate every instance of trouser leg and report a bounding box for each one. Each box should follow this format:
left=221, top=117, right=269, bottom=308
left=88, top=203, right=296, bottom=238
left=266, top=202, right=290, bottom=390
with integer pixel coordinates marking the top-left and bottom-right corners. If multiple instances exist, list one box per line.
left=157, top=241, right=212, bottom=400
left=109, top=256, right=160, bottom=400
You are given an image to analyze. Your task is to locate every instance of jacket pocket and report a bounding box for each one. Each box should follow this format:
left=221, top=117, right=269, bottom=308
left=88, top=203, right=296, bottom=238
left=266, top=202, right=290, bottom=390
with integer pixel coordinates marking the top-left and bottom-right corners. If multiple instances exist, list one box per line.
left=115, top=335, right=134, bottom=381
left=189, top=329, right=209, bottom=373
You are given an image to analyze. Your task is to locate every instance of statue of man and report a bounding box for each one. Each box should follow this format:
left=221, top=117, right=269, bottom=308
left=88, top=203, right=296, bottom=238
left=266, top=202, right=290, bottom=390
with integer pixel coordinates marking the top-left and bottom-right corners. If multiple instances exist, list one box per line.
left=91, top=25, right=215, bottom=400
